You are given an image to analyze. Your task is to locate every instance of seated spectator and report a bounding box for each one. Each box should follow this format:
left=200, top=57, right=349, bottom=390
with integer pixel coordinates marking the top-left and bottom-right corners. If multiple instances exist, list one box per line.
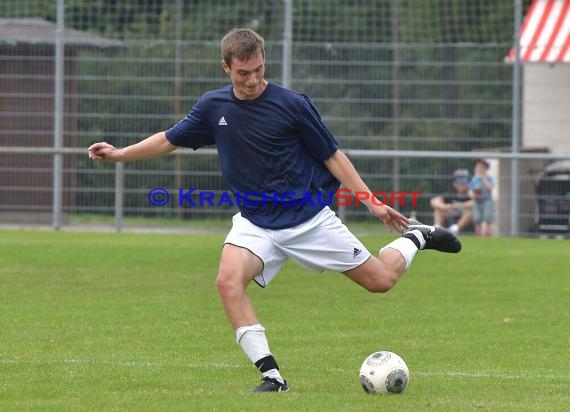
left=430, top=169, right=473, bottom=234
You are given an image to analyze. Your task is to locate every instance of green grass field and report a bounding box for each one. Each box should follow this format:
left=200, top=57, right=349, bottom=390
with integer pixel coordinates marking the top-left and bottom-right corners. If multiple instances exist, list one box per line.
left=0, top=229, right=568, bottom=411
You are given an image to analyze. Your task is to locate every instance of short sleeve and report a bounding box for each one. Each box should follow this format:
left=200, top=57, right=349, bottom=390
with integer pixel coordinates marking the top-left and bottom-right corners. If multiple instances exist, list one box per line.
left=165, top=98, right=215, bottom=149
left=295, top=96, right=339, bottom=161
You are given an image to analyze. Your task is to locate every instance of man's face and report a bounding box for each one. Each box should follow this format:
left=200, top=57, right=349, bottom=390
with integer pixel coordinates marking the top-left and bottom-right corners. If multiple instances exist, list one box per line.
left=223, top=53, right=266, bottom=100
left=454, top=182, right=469, bottom=194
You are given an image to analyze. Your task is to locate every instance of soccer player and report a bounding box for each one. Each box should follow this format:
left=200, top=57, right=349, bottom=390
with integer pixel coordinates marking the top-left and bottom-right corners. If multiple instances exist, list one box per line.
left=88, top=28, right=461, bottom=393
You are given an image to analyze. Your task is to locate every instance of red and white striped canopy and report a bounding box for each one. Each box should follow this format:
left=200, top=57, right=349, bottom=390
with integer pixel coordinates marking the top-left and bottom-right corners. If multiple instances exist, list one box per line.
left=507, top=0, right=570, bottom=63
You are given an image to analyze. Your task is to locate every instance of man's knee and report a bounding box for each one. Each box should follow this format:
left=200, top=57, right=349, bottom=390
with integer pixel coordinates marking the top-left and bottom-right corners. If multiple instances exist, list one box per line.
left=346, top=264, right=398, bottom=293
left=346, top=252, right=404, bottom=293
left=363, top=275, right=397, bottom=293
left=215, top=269, right=242, bottom=296
left=216, top=245, right=262, bottom=296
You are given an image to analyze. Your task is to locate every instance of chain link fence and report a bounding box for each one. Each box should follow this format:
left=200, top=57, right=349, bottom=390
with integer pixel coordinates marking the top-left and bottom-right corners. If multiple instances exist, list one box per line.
left=1, top=0, right=568, bottom=236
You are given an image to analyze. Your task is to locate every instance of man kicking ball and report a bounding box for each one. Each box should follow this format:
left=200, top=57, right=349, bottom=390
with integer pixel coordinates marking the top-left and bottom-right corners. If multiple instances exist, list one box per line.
left=88, top=28, right=461, bottom=392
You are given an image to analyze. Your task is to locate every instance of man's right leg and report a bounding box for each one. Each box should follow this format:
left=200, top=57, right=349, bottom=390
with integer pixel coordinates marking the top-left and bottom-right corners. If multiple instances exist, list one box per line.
left=433, top=207, right=446, bottom=226
left=456, top=208, right=472, bottom=232
left=216, top=244, right=289, bottom=392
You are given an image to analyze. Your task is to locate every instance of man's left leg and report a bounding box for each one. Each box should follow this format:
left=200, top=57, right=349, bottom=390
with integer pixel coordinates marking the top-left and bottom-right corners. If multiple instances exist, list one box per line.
left=345, top=220, right=461, bottom=291
left=216, top=244, right=289, bottom=392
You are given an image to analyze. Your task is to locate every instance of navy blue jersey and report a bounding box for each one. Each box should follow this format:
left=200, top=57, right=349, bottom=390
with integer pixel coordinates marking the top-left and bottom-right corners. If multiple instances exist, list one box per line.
left=165, top=82, right=340, bottom=229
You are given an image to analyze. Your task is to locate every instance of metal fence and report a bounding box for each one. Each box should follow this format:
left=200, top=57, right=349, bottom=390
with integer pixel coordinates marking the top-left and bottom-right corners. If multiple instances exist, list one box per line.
left=1, top=0, right=569, bottom=236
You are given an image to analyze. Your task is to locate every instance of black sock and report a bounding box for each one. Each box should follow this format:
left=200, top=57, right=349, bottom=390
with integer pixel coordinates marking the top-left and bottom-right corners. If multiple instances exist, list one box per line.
left=255, top=355, right=279, bottom=373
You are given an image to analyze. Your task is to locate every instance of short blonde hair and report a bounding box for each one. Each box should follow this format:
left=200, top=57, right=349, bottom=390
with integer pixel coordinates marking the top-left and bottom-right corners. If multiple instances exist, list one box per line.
left=221, top=28, right=265, bottom=67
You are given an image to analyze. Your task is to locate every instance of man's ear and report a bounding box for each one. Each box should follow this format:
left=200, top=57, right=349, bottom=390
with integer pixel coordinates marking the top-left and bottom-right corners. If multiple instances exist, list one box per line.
left=222, top=61, right=230, bottom=74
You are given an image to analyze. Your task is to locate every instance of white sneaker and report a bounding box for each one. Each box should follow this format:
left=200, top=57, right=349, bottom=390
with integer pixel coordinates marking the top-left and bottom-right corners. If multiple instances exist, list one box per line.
left=447, top=224, right=459, bottom=235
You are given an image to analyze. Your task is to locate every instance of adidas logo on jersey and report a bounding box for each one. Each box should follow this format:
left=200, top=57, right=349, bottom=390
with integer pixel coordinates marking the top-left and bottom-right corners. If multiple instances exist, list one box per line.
left=218, top=116, right=228, bottom=126
left=353, top=248, right=362, bottom=258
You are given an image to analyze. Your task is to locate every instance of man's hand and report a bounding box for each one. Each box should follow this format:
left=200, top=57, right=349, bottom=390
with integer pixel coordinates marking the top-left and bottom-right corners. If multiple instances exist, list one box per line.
left=369, top=203, right=410, bottom=232
left=88, top=142, right=121, bottom=162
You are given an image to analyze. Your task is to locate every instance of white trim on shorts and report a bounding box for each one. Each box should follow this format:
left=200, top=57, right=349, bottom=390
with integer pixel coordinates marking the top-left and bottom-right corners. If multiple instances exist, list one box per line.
left=223, top=206, right=371, bottom=287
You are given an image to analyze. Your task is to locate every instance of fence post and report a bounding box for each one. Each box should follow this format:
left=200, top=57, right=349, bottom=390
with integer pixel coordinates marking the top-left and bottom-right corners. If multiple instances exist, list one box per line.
left=511, top=0, right=523, bottom=236
left=391, top=0, right=401, bottom=211
left=282, top=0, right=293, bottom=89
left=115, top=162, right=124, bottom=233
left=52, top=0, right=65, bottom=230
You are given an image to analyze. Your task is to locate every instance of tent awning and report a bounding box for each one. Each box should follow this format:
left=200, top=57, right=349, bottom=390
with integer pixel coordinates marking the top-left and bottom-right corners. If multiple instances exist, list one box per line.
left=506, top=0, right=570, bottom=63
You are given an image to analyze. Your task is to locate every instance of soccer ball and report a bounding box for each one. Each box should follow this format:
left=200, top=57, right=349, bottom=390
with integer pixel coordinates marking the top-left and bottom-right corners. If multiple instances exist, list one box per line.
left=359, top=351, right=410, bottom=395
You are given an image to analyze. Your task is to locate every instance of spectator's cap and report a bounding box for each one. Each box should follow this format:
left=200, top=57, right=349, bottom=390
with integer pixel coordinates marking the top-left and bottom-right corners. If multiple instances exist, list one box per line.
left=474, top=158, right=490, bottom=169
left=452, top=168, right=470, bottom=184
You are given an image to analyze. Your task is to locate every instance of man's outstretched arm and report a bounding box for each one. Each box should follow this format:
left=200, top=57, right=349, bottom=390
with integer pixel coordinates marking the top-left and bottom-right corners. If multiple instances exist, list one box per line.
left=324, top=149, right=409, bottom=232
left=88, top=131, right=177, bottom=162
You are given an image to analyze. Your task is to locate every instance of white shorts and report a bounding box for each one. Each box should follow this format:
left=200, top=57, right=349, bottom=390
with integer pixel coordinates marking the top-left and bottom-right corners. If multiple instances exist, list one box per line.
left=224, top=206, right=371, bottom=287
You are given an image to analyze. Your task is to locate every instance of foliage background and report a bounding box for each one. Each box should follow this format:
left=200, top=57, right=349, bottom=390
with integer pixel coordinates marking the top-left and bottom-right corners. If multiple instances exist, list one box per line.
left=0, top=0, right=534, bottom=221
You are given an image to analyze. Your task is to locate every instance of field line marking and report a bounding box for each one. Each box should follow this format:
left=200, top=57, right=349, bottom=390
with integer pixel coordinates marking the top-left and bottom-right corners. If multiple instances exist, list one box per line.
left=1, top=358, right=569, bottom=381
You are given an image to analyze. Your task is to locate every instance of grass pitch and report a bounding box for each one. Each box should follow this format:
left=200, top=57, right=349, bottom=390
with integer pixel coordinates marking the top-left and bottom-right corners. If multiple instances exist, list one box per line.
left=0, top=229, right=568, bottom=411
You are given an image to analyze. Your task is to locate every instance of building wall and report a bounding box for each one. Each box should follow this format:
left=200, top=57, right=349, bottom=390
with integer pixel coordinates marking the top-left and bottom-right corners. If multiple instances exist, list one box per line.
left=523, top=64, right=570, bottom=154
left=0, top=45, right=77, bottom=219
left=490, top=156, right=551, bottom=236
